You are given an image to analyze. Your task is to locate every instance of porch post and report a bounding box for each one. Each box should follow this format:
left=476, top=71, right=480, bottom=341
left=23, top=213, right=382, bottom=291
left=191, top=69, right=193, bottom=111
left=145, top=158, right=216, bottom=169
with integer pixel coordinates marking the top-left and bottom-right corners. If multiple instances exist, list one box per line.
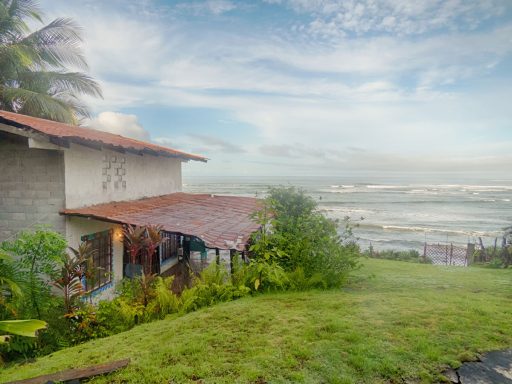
left=183, top=236, right=191, bottom=261
left=215, top=248, right=220, bottom=265
left=229, top=249, right=235, bottom=276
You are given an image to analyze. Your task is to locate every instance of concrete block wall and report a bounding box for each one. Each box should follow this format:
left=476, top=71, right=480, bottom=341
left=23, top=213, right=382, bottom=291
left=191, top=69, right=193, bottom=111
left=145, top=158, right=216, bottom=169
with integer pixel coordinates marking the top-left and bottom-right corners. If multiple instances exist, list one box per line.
left=0, top=132, right=65, bottom=243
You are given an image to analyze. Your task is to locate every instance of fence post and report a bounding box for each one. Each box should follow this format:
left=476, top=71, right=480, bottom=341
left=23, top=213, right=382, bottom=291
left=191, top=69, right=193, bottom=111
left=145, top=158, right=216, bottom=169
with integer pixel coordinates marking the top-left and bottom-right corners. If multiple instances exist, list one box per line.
left=423, top=243, right=427, bottom=263
left=466, top=243, right=475, bottom=266
left=449, top=243, right=453, bottom=265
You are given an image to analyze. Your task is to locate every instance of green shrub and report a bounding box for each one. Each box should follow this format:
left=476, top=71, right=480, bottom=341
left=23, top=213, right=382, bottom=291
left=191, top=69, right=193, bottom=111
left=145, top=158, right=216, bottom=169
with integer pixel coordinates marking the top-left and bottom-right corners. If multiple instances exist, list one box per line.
left=0, top=229, right=68, bottom=362
left=149, top=276, right=180, bottom=319
left=249, top=187, right=360, bottom=288
left=471, top=241, right=511, bottom=268
left=232, top=258, right=289, bottom=292
left=64, top=306, right=108, bottom=345
left=96, top=297, right=142, bottom=334
left=286, top=267, right=326, bottom=290
left=180, top=263, right=250, bottom=313
left=1, top=228, right=66, bottom=319
left=365, top=248, right=429, bottom=264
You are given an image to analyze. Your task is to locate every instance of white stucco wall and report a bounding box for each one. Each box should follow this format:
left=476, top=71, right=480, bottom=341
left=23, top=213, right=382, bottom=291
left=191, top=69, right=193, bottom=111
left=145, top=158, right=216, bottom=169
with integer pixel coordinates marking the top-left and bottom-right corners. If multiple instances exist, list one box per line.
left=63, top=144, right=183, bottom=209
left=66, top=217, right=124, bottom=301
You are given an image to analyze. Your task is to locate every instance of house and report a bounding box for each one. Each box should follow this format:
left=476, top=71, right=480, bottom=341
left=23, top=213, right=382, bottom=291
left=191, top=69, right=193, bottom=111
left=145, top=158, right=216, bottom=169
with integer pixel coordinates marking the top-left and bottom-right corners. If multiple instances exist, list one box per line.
left=0, top=110, right=260, bottom=299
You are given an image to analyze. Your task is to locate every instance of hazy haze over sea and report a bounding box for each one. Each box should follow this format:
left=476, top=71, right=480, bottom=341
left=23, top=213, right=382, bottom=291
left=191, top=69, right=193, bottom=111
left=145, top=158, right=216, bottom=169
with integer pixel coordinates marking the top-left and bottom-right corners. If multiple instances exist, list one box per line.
left=183, top=173, right=512, bottom=252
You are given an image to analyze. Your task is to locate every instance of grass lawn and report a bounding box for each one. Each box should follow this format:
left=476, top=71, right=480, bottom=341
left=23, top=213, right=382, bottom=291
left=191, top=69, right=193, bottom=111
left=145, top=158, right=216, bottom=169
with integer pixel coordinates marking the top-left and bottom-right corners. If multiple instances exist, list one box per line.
left=1, top=259, right=512, bottom=383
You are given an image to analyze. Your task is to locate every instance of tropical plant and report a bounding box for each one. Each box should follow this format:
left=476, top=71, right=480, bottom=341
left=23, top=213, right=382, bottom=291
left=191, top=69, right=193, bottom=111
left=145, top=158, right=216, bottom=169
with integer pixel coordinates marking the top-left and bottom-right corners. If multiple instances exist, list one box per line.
left=143, top=225, right=163, bottom=275
left=122, top=225, right=145, bottom=265
left=0, top=0, right=102, bottom=123
left=180, top=263, right=250, bottom=313
left=63, top=306, right=105, bottom=345
left=53, top=243, right=96, bottom=314
left=123, top=224, right=163, bottom=275
left=0, top=250, right=47, bottom=348
left=1, top=228, right=66, bottom=318
left=0, top=251, right=22, bottom=318
left=0, top=319, right=47, bottom=344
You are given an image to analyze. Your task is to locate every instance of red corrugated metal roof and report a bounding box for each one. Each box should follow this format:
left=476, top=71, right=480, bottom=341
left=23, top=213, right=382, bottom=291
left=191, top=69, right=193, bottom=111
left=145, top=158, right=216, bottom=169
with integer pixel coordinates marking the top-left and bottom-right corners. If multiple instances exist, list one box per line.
left=60, top=193, right=261, bottom=250
left=0, top=110, right=206, bottom=162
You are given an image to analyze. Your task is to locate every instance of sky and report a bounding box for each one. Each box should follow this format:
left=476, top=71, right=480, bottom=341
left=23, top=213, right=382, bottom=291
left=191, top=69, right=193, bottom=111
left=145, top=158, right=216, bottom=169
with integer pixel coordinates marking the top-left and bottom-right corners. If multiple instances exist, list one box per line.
left=39, top=0, right=512, bottom=177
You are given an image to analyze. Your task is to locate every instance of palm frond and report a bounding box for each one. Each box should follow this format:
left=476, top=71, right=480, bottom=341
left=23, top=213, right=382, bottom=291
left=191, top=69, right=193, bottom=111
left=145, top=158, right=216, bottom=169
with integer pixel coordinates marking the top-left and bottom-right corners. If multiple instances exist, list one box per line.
left=22, top=17, right=87, bottom=69
left=0, top=251, right=22, bottom=301
left=0, top=3, right=101, bottom=122
left=7, top=0, right=41, bottom=22
left=0, top=43, right=42, bottom=80
left=2, top=85, right=76, bottom=123
left=18, top=70, right=102, bottom=98
left=0, top=0, right=41, bottom=41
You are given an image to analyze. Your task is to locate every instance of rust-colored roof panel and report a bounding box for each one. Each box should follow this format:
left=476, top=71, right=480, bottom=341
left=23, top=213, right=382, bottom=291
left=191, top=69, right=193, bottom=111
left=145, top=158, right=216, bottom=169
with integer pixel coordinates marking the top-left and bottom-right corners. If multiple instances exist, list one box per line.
left=0, top=110, right=206, bottom=162
left=60, top=193, right=261, bottom=250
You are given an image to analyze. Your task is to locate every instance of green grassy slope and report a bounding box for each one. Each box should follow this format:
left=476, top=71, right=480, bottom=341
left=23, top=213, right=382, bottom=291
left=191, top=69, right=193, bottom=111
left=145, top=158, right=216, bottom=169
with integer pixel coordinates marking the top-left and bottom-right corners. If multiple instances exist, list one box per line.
left=2, top=259, right=512, bottom=383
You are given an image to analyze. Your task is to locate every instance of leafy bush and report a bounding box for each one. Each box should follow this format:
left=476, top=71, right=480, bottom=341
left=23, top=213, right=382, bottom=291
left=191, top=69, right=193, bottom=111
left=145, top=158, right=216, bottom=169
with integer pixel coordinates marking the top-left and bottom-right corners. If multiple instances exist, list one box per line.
left=96, top=297, right=142, bottom=335
left=95, top=275, right=181, bottom=334
left=232, top=257, right=289, bottom=292
left=471, top=235, right=511, bottom=268
left=364, top=248, right=429, bottom=263
left=249, top=187, right=360, bottom=288
left=64, top=306, right=107, bottom=344
left=1, top=228, right=66, bottom=319
left=0, top=229, right=67, bottom=361
left=180, top=263, right=250, bottom=313
left=285, top=267, right=326, bottom=290
left=149, top=276, right=180, bottom=318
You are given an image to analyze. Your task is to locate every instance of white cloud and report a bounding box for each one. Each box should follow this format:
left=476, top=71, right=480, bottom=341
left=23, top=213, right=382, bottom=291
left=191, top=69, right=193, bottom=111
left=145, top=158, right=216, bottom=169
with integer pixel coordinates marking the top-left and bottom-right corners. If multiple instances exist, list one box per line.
left=154, top=134, right=245, bottom=154
left=176, top=0, right=237, bottom=15
left=39, top=0, right=512, bottom=174
left=87, top=111, right=150, bottom=141
left=278, top=0, right=507, bottom=36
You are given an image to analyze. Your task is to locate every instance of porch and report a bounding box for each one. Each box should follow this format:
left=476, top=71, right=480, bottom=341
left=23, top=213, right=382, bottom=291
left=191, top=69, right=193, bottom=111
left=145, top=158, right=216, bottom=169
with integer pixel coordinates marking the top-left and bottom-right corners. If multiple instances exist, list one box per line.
left=61, top=193, right=261, bottom=292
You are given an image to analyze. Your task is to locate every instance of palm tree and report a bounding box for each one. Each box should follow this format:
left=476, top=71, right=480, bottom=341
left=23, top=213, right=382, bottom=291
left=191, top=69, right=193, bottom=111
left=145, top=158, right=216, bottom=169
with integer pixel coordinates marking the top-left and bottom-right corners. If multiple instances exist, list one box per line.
left=0, top=0, right=102, bottom=124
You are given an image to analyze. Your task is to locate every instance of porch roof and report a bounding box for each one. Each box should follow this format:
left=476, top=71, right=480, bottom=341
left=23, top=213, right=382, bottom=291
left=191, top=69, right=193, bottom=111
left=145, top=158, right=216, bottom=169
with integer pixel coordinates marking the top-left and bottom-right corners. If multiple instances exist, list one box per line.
left=60, top=193, right=261, bottom=251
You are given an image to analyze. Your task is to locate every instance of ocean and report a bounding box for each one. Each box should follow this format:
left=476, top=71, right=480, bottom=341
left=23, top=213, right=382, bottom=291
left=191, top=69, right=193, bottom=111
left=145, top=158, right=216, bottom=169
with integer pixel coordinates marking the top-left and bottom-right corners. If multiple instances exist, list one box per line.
left=183, top=174, right=512, bottom=253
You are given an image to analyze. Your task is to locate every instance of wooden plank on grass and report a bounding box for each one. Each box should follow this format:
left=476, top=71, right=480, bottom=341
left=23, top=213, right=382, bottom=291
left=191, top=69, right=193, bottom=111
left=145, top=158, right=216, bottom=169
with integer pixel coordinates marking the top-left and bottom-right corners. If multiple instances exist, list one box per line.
left=5, top=358, right=130, bottom=384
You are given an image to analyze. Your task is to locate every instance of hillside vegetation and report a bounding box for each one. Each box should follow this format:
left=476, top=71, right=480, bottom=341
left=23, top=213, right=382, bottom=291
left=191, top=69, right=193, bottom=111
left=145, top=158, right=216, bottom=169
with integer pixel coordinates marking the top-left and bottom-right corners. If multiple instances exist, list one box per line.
left=2, top=259, right=512, bottom=383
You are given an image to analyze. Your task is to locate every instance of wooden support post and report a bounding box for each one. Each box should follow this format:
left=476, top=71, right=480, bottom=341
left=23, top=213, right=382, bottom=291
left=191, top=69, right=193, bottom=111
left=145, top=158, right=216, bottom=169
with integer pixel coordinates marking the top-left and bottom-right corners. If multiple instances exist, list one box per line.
left=215, top=248, right=220, bottom=265
left=183, top=236, right=191, bottom=261
left=230, top=249, right=235, bottom=276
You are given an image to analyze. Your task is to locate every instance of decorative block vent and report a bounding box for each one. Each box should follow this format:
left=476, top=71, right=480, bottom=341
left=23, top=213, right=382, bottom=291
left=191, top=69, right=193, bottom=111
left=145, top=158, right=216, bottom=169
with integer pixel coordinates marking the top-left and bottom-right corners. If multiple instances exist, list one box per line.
left=102, top=154, right=127, bottom=192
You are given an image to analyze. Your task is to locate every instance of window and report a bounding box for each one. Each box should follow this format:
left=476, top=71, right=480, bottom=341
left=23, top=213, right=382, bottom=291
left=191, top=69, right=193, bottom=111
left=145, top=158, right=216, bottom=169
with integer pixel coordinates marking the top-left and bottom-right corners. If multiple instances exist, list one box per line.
left=160, top=232, right=179, bottom=264
left=81, top=230, right=113, bottom=291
